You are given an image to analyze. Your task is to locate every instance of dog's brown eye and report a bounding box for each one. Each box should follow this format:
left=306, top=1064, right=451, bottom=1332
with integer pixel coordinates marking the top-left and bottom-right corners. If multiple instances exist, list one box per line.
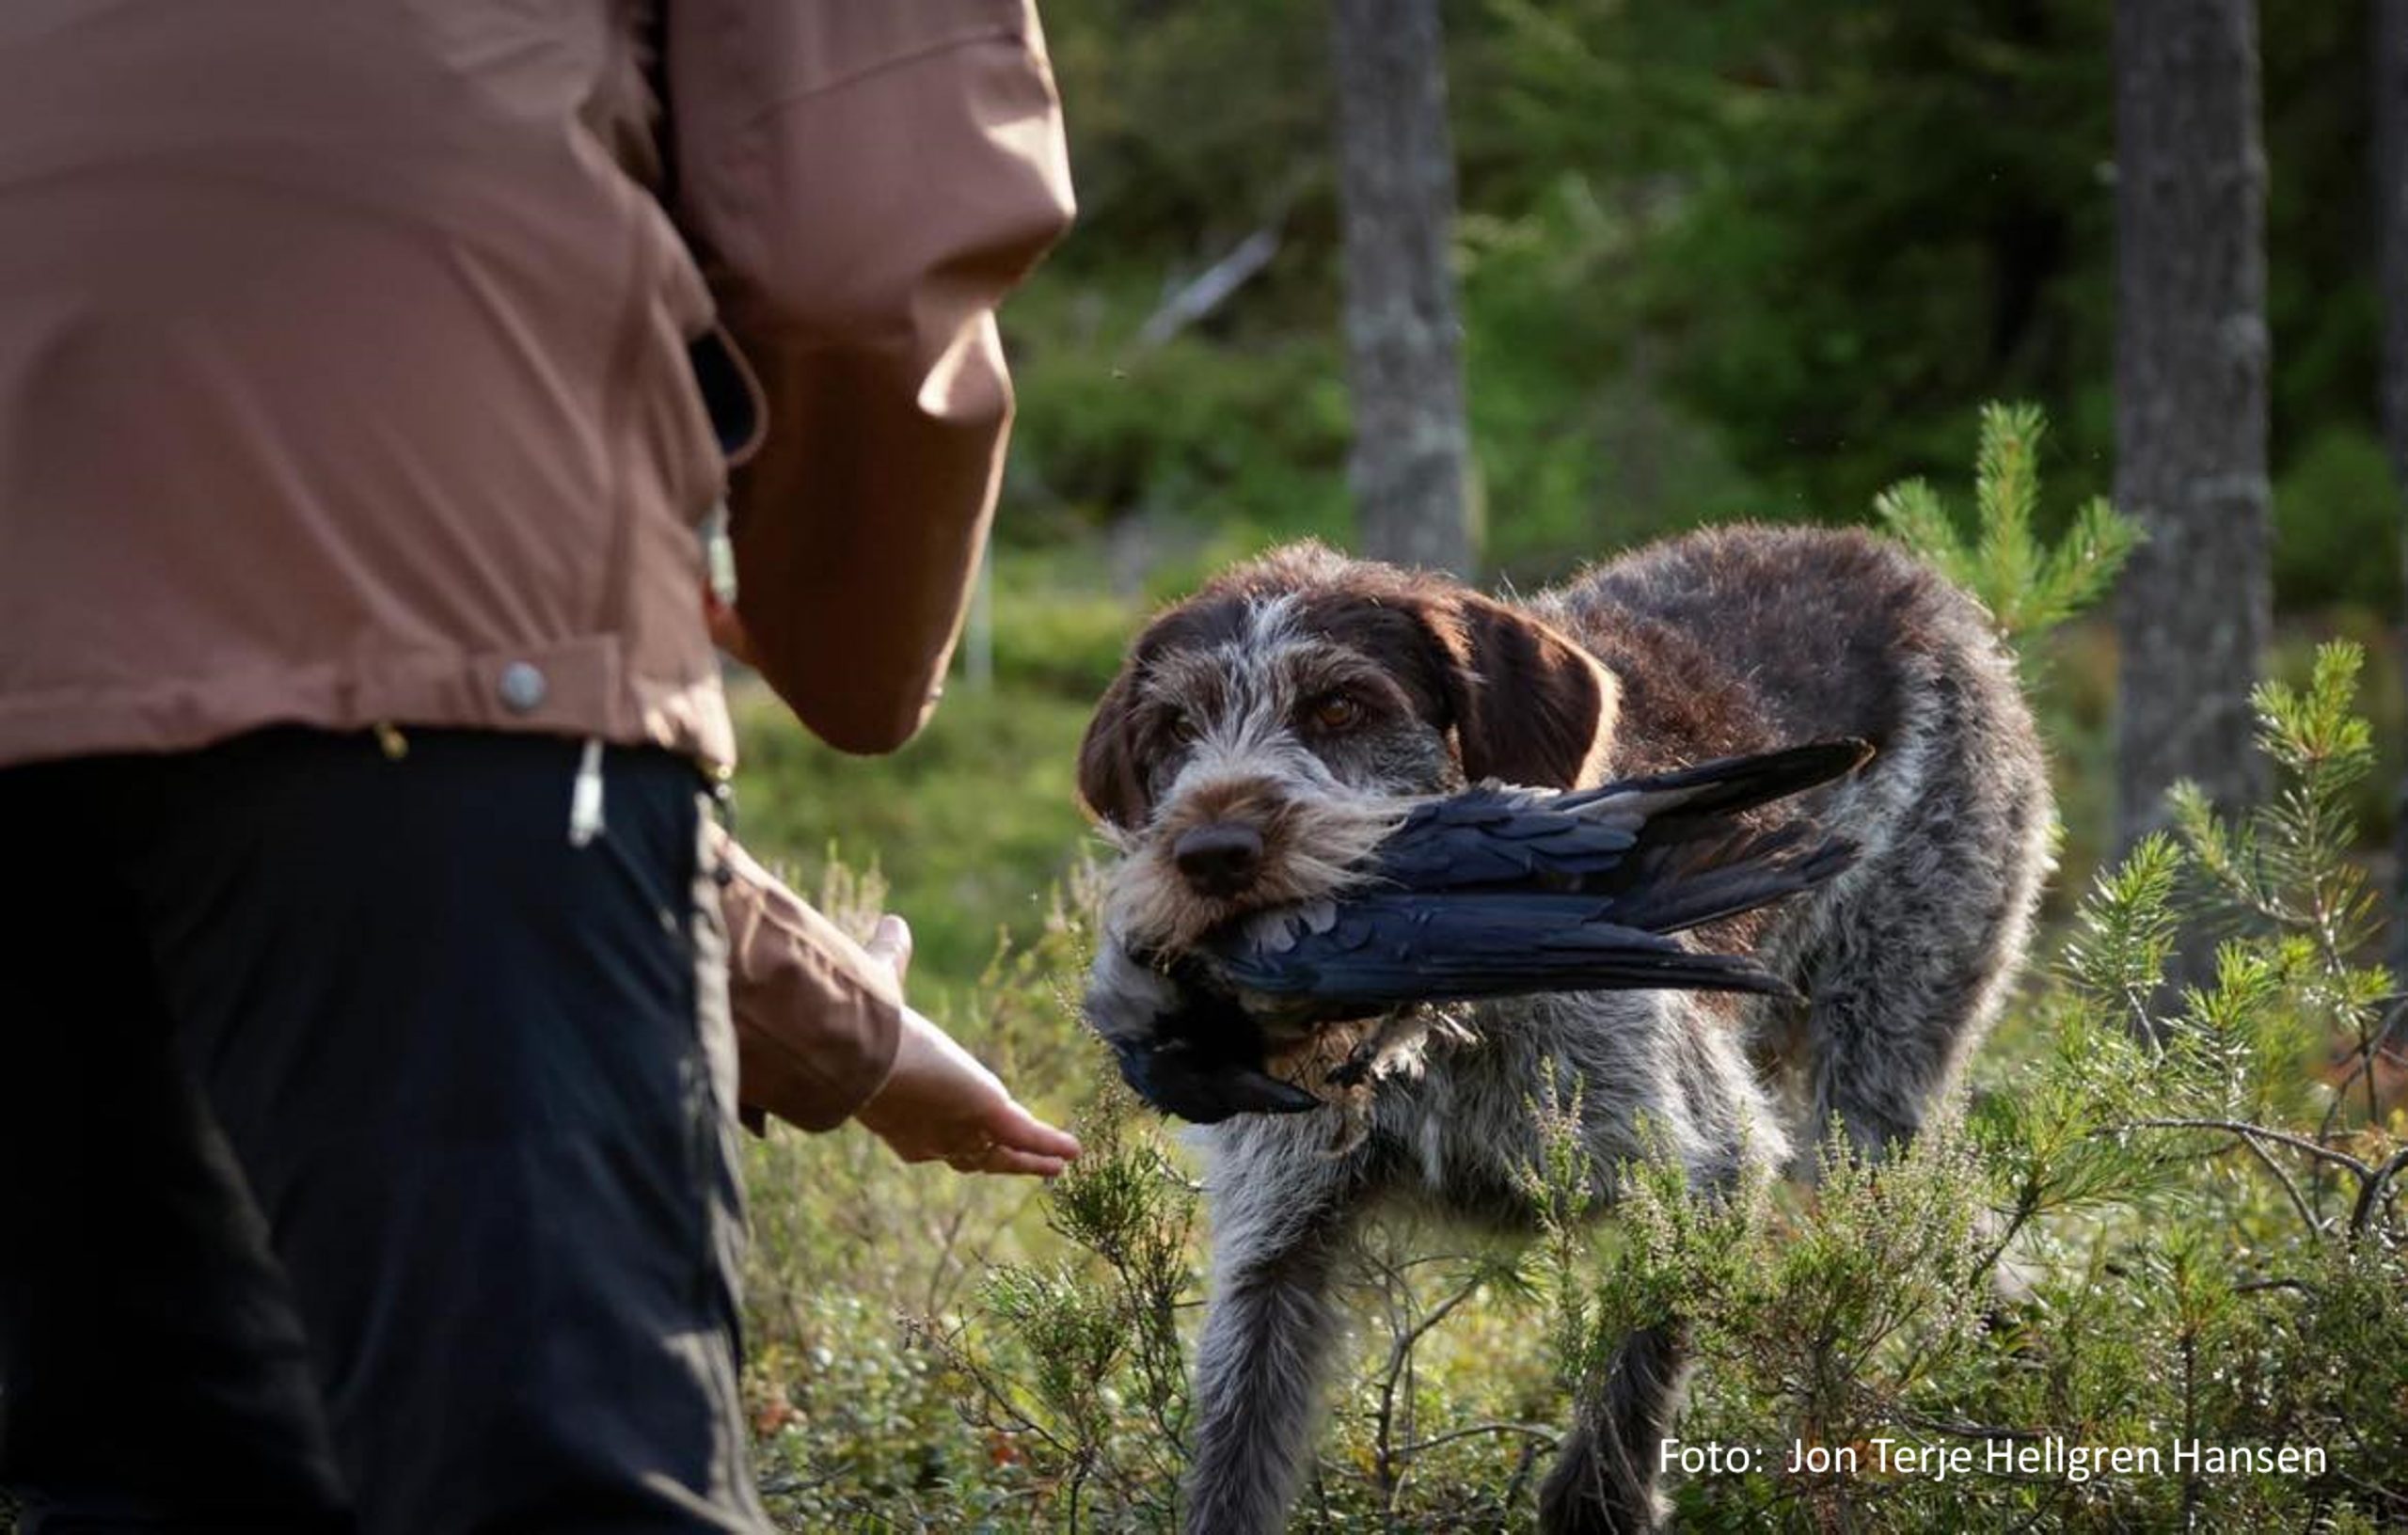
left=1307, top=692, right=1363, bottom=733
left=1164, top=709, right=1197, bottom=745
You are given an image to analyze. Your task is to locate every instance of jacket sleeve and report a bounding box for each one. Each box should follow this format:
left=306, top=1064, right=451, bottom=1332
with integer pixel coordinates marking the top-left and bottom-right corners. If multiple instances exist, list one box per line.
left=712, top=825, right=904, bottom=1132
left=665, top=0, right=1076, bottom=755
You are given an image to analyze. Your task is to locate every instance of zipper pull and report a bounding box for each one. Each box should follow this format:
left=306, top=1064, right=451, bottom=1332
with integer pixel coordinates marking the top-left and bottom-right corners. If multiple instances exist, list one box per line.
left=569, top=736, right=606, bottom=847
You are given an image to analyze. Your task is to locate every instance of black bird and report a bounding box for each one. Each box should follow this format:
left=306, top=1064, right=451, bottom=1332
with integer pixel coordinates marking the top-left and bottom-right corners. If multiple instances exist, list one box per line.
left=1104, top=978, right=1322, bottom=1123
left=1099, top=739, right=1872, bottom=1122
left=1211, top=738, right=1871, bottom=1011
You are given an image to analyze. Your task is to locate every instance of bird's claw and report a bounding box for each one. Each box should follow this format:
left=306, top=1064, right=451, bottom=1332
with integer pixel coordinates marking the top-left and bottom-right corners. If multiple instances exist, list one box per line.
left=1326, top=1038, right=1382, bottom=1088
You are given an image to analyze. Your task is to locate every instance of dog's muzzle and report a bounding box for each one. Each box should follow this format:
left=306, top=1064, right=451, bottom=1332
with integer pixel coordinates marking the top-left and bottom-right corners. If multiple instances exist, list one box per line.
left=1172, top=820, right=1264, bottom=897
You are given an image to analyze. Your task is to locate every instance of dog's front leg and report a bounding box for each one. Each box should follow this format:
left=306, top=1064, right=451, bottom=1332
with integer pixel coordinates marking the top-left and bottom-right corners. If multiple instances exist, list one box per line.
left=1183, top=1116, right=1367, bottom=1535
left=1539, top=1320, right=1692, bottom=1534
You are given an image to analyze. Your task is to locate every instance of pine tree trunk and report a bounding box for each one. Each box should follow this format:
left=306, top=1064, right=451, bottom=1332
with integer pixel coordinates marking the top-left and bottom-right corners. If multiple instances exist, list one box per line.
left=1330, top=0, right=1479, bottom=575
left=2112, top=0, right=2272, bottom=859
left=2377, top=0, right=2408, bottom=978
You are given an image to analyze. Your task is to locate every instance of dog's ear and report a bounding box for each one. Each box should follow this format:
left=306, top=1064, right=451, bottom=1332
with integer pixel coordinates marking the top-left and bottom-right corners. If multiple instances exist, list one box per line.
left=1077, top=663, right=1152, bottom=830
left=1432, top=594, right=1618, bottom=788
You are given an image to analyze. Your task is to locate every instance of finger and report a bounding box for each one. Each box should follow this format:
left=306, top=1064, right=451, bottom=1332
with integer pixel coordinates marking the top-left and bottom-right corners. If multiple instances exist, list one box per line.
left=864, top=914, right=912, bottom=983
left=987, top=1099, right=1083, bottom=1162
left=975, top=1146, right=1075, bottom=1179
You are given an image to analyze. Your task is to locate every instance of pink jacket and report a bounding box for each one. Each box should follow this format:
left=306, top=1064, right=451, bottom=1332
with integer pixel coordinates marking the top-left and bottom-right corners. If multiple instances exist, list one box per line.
left=0, top=0, right=1074, bottom=1129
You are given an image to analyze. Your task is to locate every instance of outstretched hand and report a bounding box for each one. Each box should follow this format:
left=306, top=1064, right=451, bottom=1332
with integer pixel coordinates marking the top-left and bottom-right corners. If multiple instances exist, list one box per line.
left=852, top=916, right=1082, bottom=1177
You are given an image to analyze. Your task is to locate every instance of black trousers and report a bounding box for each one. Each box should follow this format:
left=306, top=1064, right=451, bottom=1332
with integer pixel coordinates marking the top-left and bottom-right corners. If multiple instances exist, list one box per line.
left=0, top=729, right=766, bottom=1533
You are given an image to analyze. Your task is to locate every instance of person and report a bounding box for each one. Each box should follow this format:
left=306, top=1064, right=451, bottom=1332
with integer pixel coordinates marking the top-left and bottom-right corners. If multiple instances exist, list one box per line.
left=0, top=3, right=1077, bottom=1531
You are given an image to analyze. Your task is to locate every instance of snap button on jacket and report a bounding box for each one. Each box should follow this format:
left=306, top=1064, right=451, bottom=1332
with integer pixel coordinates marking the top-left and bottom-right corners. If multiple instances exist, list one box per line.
left=0, top=0, right=1075, bottom=1131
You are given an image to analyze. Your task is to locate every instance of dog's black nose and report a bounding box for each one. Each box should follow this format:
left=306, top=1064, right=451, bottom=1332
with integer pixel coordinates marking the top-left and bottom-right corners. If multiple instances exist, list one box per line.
left=1174, top=822, right=1264, bottom=896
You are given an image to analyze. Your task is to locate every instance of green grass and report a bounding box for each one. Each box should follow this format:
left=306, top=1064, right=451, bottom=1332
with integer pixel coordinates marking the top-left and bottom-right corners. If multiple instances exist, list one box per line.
left=723, top=636, right=2408, bottom=1533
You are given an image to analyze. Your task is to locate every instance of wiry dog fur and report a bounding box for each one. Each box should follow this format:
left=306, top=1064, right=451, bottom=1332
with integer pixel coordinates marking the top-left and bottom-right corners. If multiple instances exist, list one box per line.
left=1077, top=527, right=2053, bottom=1533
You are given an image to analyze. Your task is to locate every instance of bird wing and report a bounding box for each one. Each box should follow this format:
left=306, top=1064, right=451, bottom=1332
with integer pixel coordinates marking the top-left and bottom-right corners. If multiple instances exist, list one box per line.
left=1570, top=824, right=1857, bottom=936
left=1367, top=784, right=1643, bottom=888
left=1558, top=737, right=1876, bottom=823
left=1367, top=738, right=1872, bottom=894
left=1209, top=891, right=1797, bottom=1011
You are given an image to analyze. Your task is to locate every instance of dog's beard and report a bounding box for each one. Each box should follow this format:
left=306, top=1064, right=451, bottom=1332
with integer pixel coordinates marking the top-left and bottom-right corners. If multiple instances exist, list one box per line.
left=1100, top=788, right=1408, bottom=956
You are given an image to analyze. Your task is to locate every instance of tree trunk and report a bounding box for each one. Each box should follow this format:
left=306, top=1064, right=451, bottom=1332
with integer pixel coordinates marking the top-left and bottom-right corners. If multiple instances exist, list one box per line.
left=2377, top=0, right=2408, bottom=978
left=2112, top=0, right=2272, bottom=859
left=1330, top=0, right=1479, bottom=575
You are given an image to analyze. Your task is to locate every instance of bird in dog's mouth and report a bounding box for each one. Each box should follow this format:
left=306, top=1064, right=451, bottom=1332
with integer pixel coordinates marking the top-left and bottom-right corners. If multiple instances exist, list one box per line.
left=1084, top=739, right=1874, bottom=1125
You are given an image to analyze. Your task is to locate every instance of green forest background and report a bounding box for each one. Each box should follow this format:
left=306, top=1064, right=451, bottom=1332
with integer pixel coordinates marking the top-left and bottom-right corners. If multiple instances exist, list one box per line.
left=707, top=4, right=2408, bottom=1528
left=686, top=2, right=2408, bottom=1530
left=746, top=0, right=2401, bottom=997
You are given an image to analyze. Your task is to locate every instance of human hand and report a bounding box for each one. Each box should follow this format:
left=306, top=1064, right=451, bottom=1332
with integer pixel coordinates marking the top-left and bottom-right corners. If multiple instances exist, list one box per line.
left=852, top=916, right=1083, bottom=1176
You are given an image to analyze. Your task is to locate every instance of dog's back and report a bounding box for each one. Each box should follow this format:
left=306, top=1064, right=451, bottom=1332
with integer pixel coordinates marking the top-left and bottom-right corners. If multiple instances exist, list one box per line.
left=1551, top=523, right=2053, bottom=1165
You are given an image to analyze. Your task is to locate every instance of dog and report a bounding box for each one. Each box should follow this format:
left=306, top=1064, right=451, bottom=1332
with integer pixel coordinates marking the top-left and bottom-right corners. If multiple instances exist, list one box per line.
left=1075, top=525, right=2052, bottom=1532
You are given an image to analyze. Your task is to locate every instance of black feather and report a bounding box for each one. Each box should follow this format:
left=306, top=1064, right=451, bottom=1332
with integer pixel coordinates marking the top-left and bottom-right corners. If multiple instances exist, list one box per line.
left=1555, top=737, right=1875, bottom=823
left=1210, top=892, right=1798, bottom=1011
left=1105, top=974, right=1321, bottom=1122
left=1366, top=737, right=1871, bottom=896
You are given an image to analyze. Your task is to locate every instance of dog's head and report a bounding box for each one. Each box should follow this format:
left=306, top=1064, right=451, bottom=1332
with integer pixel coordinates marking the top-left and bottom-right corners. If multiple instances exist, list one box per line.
left=1079, top=542, right=1619, bottom=951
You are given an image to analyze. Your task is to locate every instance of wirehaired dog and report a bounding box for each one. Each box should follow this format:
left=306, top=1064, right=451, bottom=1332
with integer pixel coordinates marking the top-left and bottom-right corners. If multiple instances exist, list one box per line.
left=1077, top=526, right=2052, bottom=1533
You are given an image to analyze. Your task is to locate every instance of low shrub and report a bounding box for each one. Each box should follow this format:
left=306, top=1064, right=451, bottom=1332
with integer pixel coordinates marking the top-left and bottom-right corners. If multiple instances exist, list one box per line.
left=739, top=408, right=2403, bottom=1530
